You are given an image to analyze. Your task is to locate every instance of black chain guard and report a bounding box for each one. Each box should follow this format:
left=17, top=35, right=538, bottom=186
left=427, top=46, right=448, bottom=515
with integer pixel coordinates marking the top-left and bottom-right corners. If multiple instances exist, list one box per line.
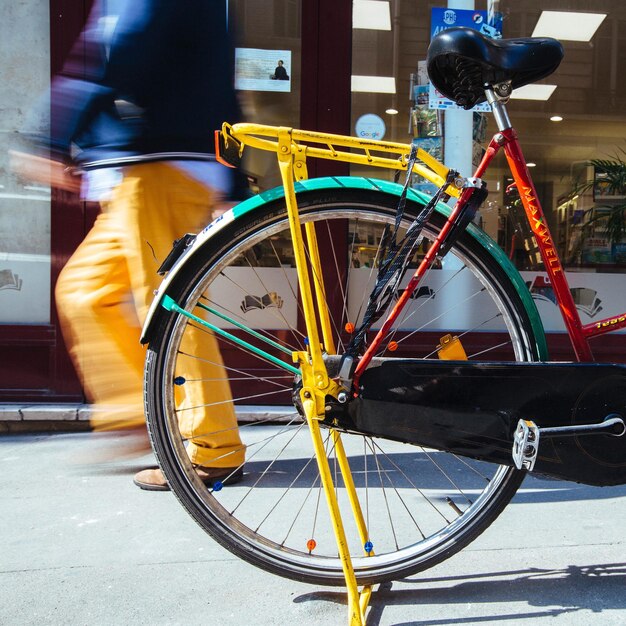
left=333, top=359, right=626, bottom=486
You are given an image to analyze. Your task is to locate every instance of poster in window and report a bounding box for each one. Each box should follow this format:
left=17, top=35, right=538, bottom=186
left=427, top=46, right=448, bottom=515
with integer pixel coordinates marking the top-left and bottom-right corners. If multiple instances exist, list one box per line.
left=235, top=48, right=292, bottom=92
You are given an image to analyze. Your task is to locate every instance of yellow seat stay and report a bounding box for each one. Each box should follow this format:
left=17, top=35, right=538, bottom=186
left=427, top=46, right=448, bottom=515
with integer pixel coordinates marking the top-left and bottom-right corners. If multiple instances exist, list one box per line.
left=222, top=122, right=461, bottom=197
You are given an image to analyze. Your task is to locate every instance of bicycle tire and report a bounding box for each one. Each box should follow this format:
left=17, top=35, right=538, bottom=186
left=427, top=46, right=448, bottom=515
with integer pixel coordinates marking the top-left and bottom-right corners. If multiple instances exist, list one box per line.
left=144, top=185, right=544, bottom=586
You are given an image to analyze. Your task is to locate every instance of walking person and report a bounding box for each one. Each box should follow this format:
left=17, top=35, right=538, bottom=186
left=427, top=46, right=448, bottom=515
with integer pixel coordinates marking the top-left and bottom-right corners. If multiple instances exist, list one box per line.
left=13, top=0, right=246, bottom=490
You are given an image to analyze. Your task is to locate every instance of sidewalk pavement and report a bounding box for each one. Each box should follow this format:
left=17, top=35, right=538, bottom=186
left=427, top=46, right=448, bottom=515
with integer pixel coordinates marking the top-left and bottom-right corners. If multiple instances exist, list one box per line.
left=1, top=427, right=625, bottom=626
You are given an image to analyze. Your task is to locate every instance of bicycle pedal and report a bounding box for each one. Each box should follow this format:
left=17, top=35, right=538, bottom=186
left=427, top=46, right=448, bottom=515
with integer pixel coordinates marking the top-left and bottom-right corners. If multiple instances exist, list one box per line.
left=512, top=419, right=539, bottom=470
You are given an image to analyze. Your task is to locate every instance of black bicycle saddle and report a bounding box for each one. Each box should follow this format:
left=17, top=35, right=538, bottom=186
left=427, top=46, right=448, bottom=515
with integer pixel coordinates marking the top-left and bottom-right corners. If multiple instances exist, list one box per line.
left=427, top=27, right=564, bottom=110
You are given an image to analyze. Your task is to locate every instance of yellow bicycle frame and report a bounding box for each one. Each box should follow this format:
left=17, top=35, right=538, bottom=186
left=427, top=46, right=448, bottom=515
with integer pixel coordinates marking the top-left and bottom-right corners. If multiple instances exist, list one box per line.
left=218, top=122, right=462, bottom=625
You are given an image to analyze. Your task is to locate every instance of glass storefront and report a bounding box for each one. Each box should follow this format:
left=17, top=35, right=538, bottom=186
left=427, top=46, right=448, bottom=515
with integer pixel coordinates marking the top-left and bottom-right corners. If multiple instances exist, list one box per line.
left=2, top=1, right=625, bottom=400
left=351, top=0, right=626, bottom=332
left=0, top=0, right=308, bottom=401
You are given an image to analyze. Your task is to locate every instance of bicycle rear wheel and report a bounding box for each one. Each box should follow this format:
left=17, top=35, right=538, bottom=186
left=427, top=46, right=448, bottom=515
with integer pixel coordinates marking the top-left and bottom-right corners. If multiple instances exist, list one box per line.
left=144, top=186, right=544, bottom=586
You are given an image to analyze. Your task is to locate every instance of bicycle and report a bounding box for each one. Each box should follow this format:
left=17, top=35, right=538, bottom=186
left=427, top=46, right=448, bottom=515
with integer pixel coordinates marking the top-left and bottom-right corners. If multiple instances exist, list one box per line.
left=139, top=27, right=625, bottom=624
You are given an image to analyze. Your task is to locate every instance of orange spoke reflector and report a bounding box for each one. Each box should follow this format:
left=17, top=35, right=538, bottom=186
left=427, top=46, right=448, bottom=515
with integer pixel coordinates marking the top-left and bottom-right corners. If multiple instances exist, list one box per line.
left=345, top=322, right=355, bottom=334
left=307, top=539, right=317, bottom=553
left=388, top=341, right=398, bottom=352
left=437, top=334, right=467, bottom=360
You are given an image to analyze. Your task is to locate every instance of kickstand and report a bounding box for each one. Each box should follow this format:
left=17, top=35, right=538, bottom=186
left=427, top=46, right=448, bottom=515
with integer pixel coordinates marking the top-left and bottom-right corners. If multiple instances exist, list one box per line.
left=301, top=391, right=374, bottom=625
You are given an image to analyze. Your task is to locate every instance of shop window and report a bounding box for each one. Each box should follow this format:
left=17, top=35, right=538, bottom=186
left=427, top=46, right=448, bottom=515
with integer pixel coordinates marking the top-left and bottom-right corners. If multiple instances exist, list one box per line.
left=0, top=2, right=51, bottom=323
left=350, top=1, right=626, bottom=336
left=229, top=0, right=302, bottom=192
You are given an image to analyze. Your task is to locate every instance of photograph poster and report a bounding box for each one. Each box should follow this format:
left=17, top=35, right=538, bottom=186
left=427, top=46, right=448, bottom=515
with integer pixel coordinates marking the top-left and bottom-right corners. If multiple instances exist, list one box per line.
left=235, top=48, right=292, bottom=92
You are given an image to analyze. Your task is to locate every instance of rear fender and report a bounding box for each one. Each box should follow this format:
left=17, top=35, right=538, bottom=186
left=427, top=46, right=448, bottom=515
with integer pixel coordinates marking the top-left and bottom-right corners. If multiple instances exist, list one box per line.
left=140, top=176, right=546, bottom=358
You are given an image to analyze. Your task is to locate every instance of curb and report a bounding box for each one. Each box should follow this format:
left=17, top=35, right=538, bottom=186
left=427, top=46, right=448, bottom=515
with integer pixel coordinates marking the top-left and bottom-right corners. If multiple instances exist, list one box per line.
left=0, top=404, right=296, bottom=433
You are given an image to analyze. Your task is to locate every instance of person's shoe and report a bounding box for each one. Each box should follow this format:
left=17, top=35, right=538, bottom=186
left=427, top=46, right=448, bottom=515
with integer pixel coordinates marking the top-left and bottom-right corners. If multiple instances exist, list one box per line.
left=133, top=464, right=244, bottom=491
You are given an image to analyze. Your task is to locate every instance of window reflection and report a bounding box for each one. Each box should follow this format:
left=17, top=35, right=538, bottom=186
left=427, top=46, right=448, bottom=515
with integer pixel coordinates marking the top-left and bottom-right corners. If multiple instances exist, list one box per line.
left=350, top=1, right=626, bottom=275
left=0, top=1, right=51, bottom=323
left=229, top=0, right=302, bottom=192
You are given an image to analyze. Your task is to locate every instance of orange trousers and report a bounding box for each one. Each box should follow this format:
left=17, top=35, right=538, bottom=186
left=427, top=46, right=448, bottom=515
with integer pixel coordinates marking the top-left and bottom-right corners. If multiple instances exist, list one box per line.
left=55, top=162, right=244, bottom=467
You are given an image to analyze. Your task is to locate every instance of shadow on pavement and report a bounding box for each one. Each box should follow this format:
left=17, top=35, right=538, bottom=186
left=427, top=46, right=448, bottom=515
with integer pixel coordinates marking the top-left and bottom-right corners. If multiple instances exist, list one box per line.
left=294, top=562, right=626, bottom=625
left=4, top=432, right=625, bottom=504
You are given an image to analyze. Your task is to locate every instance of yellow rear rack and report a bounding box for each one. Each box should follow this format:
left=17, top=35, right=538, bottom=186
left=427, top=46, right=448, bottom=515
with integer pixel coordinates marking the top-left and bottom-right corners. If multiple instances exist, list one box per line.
left=219, top=122, right=462, bottom=196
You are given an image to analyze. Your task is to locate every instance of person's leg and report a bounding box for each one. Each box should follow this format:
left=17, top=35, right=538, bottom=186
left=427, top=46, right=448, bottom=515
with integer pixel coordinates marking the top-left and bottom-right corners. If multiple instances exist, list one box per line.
left=56, top=162, right=244, bottom=482
left=114, top=163, right=245, bottom=470
left=55, top=206, right=146, bottom=430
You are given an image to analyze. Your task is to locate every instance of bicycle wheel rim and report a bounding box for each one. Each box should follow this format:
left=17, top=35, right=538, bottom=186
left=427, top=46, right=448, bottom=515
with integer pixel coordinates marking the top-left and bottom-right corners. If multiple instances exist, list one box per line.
left=145, top=190, right=539, bottom=585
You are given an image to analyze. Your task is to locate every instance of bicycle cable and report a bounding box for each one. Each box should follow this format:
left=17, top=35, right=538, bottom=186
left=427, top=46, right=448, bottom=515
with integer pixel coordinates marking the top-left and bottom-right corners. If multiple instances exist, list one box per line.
left=342, top=148, right=458, bottom=365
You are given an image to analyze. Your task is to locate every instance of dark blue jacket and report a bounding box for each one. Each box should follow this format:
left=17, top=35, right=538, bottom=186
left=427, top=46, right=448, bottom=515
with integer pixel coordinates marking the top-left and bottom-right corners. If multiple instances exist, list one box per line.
left=46, top=0, right=240, bottom=169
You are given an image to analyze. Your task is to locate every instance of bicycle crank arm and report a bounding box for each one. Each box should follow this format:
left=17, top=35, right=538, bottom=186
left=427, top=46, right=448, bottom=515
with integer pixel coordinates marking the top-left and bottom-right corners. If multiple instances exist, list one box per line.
left=542, top=414, right=625, bottom=438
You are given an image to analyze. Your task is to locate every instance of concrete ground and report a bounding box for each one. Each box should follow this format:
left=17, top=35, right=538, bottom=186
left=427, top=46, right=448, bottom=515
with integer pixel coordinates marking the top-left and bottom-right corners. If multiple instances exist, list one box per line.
left=1, top=429, right=624, bottom=625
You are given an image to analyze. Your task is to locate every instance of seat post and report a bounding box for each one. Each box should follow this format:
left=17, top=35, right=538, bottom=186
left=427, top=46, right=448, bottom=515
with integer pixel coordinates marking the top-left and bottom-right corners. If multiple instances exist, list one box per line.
left=485, top=86, right=512, bottom=131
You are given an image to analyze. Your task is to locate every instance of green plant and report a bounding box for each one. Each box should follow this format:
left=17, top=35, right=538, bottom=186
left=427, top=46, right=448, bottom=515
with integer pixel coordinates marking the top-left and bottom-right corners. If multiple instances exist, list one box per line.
left=578, top=150, right=626, bottom=246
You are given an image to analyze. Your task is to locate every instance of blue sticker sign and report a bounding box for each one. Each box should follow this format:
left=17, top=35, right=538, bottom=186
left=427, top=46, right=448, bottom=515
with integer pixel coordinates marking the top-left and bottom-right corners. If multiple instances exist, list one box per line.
left=355, top=114, right=386, bottom=140
left=431, top=7, right=502, bottom=40
left=429, top=8, right=503, bottom=112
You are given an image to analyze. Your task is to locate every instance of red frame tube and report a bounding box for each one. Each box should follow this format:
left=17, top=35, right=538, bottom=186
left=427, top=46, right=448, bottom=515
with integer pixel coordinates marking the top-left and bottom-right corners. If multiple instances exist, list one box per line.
left=500, top=128, right=593, bottom=361
left=353, top=123, right=626, bottom=384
